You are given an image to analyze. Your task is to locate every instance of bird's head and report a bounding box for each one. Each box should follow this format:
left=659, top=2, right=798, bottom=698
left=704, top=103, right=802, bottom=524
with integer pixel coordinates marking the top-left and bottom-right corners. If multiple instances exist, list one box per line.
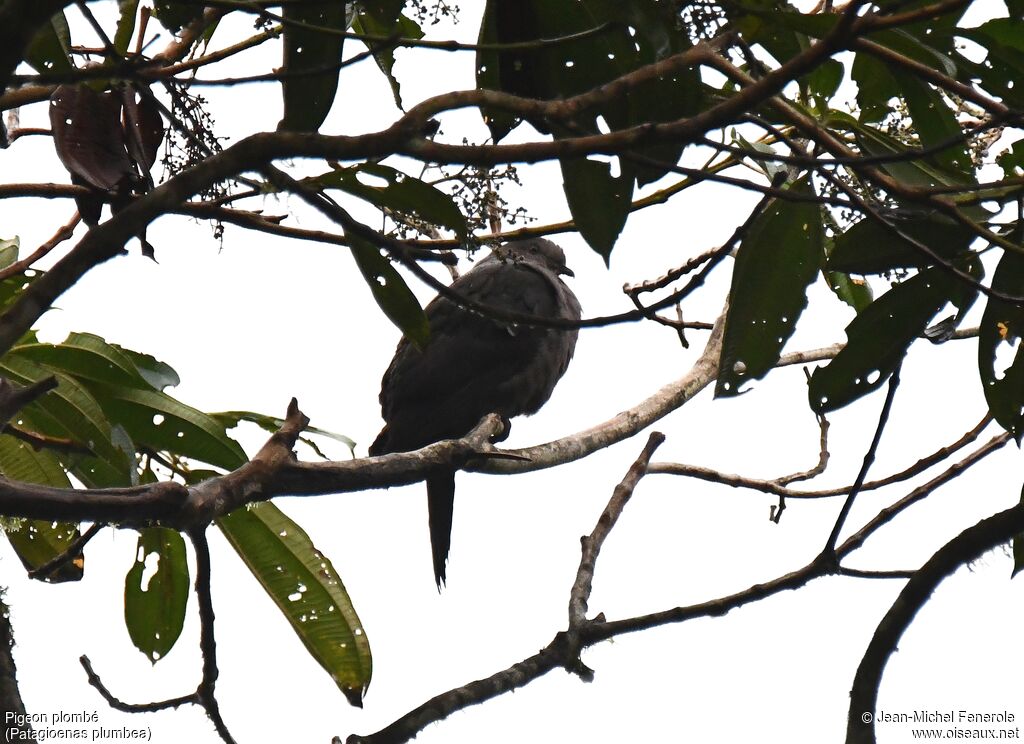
left=494, top=238, right=574, bottom=277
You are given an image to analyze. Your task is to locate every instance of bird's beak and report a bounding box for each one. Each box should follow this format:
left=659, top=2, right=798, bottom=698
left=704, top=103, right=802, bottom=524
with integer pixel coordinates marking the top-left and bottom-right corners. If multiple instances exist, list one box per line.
left=559, top=266, right=575, bottom=278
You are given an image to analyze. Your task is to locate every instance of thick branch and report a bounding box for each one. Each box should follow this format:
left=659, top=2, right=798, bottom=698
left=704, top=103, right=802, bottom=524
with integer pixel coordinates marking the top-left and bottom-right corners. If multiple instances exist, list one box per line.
left=847, top=501, right=1024, bottom=744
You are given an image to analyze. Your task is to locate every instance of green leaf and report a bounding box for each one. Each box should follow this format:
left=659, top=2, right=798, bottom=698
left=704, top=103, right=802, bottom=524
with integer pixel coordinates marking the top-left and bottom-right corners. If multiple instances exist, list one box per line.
left=278, top=1, right=351, bottom=132
left=716, top=178, right=823, bottom=396
left=560, top=155, right=632, bottom=263
left=827, top=112, right=971, bottom=188
left=13, top=332, right=164, bottom=391
left=825, top=271, right=874, bottom=313
left=851, top=52, right=900, bottom=123
left=349, top=234, right=430, bottom=348
left=218, top=503, right=371, bottom=706
left=309, top=164, right=468, bottom=239
left=1013, top=482, right=1024, bottom=578
left=124, top=527, right=189, bottom=662
left=997, top=137, right=1024, bottom=179
left=119, top=347, right=180, bottom=390
left=0, top=355, right=134, bottom=488
left=809, top=266, right=961, bottom=412
left=84, top=383, right=246, bottom=471
left=806, top=58, right=844, bottom=106
left=0, top=237, right=18, bottom=270
left=0, top=437, right=82, bottom=582
left=114, top=0, right=140, bottom=56
left=476, top=0, right=700, bottom=170
left=892, top=69, right=972, bottom=177
left=828, top=210, right=979, bottom=274
left=211, top=410, right=356, bottom=454
left=351, top=4, right=423, bottom=109
left=978, top=247, right=1024, bottom=438
left=25, top=11, right=72, bottom=75
left=151, top=0, right=204, bottom=34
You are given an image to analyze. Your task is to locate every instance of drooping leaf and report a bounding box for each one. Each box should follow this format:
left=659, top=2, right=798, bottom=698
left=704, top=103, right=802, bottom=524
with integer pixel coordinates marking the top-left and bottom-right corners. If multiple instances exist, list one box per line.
left=49, top=85, right=135, bottom=192
left=892, top=69, right=972, bottom=177
left=476, top=0, right=700, bottom=257
left=84, top=383, right=247, bottom=471
left=998, top=137, right=1024, bottom=179
left=0, top=237, right=18, bottom=269
left=1013, top=482, right=1024, bottom=579
left=349, top=233, right=429, bottom=348
left=978, top=246, right=1024, bottom=438
left=120, top=86, right=165, bottom=174
left=827, top=112, right=972, bottom=189
left=309, top=164, right=467, bottom=239
left=218, top=503, right=371, bottom=706
left=805, top=58, right=844, bottom=107
left=211, top=410, right=356, bottom=454
left=25, top=11, right=72, bottom=75
left=851, top=52, right=901, bottom=123
left=0, top=355, right=134, bottom=488
left=809, top=265, right=964, bottom=412
left=119, top=347, right=181, bottom=390
left=114, top=0, right=140, bottom=56
left=825, top=271, right=874, bottom=313
left=277, top=1, right=351, bottom=132
left=0, top=436, right=82, bottom=582
left=124, top=527, right=189, bottom=663
left=351, top=3, right=423, bottom=109
left=151, top=0, right=204, bottom=34
left=476, top=0, right=700, bottom=179
left=717, top=178, right=824, bottom=396
left=560, top=155, right=633, bottom=263
left=828, top=209, right=979, bottom=274
left=959, top=17, right=1024, bottom=107
left=13, top=332, right=164, bottom=390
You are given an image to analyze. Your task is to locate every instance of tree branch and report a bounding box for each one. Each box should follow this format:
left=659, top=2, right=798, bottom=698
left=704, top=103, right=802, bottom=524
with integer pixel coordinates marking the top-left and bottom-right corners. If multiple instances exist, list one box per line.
left=846, top=501, right=1024, bottom=744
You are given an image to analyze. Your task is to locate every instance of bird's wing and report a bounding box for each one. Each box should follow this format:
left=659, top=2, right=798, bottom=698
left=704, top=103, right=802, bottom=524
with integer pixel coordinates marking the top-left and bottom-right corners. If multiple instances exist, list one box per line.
left=374, top=261, right=572, bottom=452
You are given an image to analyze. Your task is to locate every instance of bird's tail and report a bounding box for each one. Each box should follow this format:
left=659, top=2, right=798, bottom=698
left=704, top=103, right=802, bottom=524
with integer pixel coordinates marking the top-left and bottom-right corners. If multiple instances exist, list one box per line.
left=426, top=470, right=456, bottom=589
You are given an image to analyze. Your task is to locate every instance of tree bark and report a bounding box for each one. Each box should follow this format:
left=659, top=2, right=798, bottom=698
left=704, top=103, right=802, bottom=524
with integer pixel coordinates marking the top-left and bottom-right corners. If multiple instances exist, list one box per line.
left=0, top=589, right=31, bottom=735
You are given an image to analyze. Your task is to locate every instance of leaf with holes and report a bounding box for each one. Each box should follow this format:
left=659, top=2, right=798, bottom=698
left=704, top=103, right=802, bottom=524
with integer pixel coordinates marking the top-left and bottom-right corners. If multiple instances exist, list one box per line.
left=351, top=2, right=423, bottom=109
left=0, top=355, right=134, bottom=488
left=0, top=436, right=82, bottom=582
left=124, top=527, right=189, bottom=663
left=49, top=85, right=135, bottom=192
left=278, top=1, right=351, bottom=132
left=13, top=332, right=176, bottom=391
left=828, top=210, right=979, bottom=274
left=827, top=112, right=971, bottom=189
left=309, top=164, right=467, bottom=239
left=82, top=383, right=246, bottom=471
left=349, top=233, right=429, bottom=348
left=825, top=271, right=874, bottom=313
left=218, top=503, right=371, bottom=706
left=114, top=0, right=139, bottom=56
left=978, top=247, right=1024, bottom=438
left=0, top=237, right=18, bottom=270
left=151, top=0, right=203, bottom=34
left=809, top=265, right=963, bottom=412
left=561, top=155, right=632, bottom=263
left=211, top=410, right=355, bottom=455
left=717, top=178, right=823, bottom=397
left=25, top=11, right=72, bottom=75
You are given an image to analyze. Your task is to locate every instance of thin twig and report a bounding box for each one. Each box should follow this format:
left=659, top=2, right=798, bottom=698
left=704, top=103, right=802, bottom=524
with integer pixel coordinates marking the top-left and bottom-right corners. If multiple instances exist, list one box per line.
left=821, top=365, right=902, bottom=559
left=0, top=212, right=81, bottom=282
left=566, top=433, right=665, bottom=676
left=190, top=528, right=237, bottom=744
left=27, top=522, right=103, bottom=580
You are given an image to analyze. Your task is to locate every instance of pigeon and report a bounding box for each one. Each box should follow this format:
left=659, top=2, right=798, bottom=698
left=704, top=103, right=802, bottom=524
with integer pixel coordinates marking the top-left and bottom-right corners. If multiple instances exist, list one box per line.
left=369, top=238, right=582, bottom=586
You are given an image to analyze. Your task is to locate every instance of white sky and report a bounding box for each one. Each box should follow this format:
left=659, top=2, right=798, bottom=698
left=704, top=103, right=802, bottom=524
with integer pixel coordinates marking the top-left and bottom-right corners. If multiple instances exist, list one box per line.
left=2, top=2, right=1023, bottom=743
